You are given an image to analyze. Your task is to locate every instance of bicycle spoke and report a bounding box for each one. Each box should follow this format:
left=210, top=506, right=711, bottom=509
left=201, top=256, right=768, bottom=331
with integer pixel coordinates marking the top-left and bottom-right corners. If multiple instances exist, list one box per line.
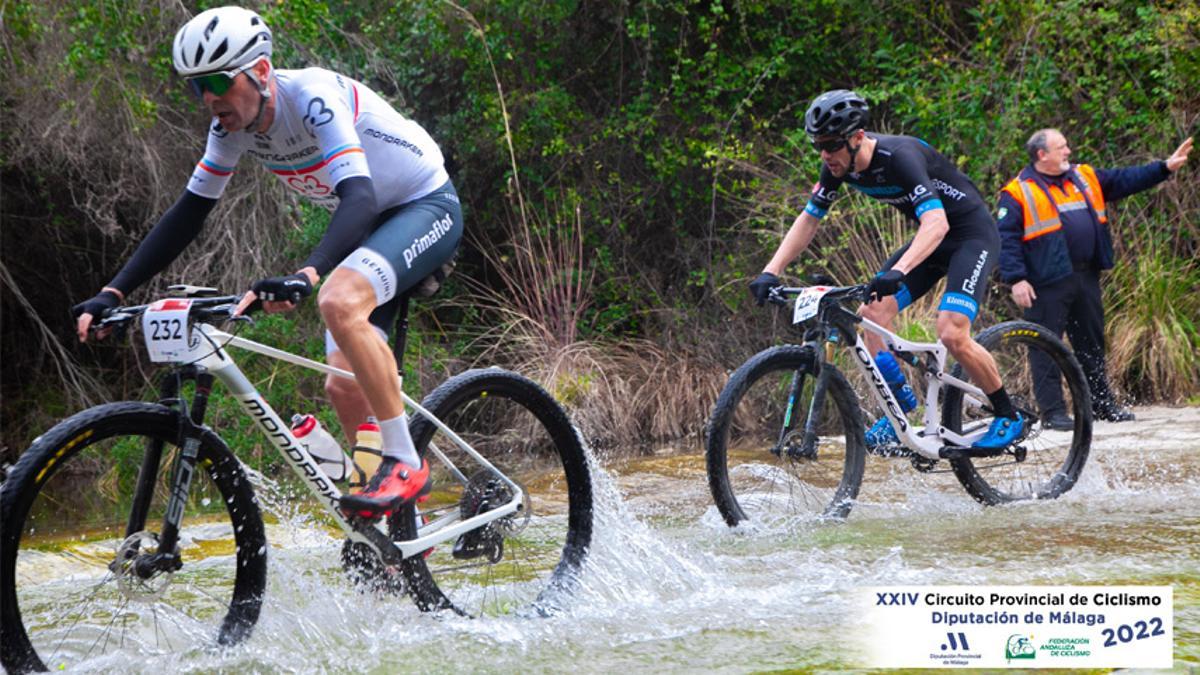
left=4, top=404, right=267, bottom=670
left=943, top=321, right=1091, bottom=504
left=389, top=370, right=591, bottom=617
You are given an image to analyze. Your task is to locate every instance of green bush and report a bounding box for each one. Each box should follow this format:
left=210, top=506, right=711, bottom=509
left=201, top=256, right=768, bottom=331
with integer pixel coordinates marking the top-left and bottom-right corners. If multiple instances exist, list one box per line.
left=2, top=0, right=1197, bottom=459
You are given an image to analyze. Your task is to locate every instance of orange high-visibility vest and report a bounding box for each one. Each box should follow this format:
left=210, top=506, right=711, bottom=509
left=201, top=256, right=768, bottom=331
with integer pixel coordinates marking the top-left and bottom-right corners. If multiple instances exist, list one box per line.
left=1001, top=164, right=1108, bottom=242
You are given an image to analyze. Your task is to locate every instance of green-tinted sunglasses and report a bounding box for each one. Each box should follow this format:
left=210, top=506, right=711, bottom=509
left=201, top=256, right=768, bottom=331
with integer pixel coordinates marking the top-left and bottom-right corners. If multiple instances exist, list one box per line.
left=186, top=61, right=258, bottom=98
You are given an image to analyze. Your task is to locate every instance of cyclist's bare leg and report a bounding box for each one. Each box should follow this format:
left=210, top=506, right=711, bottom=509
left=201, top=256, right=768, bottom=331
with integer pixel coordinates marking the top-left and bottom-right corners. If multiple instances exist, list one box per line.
left=936, top=310, right=1002, bottom=392
left=325, top=349, right=373, bottom=446
left=318, top=268, right=404, bottom=425
left=860, top=296, right=900, bottom=355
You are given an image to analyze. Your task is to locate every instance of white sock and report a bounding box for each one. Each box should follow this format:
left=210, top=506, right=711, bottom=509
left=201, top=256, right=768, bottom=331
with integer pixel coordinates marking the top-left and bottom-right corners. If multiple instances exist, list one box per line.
left=379, top=414, right=421, bottom=466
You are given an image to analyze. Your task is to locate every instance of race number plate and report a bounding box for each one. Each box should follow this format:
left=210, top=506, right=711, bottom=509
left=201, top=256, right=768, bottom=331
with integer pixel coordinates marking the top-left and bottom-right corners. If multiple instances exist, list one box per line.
left=792, top=286, right=832, bottom=324
left=142, top=298, right=198, bottom=362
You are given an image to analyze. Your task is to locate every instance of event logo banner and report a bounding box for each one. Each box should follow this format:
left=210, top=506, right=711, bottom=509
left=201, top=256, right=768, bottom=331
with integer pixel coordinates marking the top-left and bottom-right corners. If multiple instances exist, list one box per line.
left=856, top=585, right=1172, bottom=668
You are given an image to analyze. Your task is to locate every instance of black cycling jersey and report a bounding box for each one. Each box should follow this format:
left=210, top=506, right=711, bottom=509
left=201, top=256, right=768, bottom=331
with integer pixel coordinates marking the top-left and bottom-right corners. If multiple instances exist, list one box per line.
left=804, top=133, right=991, bottom=231
left=802, top=133, right=1000, bottom=321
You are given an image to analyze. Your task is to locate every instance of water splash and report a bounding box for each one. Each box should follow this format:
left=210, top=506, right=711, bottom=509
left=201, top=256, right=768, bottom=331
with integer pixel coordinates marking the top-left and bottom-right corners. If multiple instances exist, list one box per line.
left=12, top=409, right=1199, bottom=671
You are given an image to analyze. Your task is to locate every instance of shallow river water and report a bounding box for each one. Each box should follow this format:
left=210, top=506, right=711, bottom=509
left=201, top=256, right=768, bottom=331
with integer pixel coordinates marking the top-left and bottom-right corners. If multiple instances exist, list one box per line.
left=12, top=406, right=1199, bottom=672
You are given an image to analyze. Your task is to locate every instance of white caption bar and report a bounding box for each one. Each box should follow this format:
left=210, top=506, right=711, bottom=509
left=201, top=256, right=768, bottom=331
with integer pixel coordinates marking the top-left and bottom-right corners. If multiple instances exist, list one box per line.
left=856, top=585, right=1173, bottom=668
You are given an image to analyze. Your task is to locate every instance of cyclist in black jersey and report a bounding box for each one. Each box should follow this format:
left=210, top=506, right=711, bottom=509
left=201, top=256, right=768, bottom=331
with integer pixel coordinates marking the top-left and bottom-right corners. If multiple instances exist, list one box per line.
left=748, top=89, right=1023, bottom=452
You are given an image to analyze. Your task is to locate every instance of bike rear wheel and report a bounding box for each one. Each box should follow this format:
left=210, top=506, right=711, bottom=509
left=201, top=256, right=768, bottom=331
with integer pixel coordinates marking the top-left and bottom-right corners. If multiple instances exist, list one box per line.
left=396, top=368, right=593, bottom=617
left=706, top=345, right=866, bottom=526
left=942, top=320, right=1093, bottom=504
left=0, top=402, right=267, bottom=673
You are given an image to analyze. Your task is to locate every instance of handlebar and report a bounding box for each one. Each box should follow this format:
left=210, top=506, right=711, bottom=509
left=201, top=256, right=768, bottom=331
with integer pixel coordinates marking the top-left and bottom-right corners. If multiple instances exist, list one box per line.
left=93, top=295, right=244, bottom=333
left=766, top=283, right=870, bottom=307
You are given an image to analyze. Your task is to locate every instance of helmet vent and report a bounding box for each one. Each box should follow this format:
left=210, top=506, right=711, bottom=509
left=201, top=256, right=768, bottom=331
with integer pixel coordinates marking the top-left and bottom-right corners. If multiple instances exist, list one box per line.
left=210, top=38, right=229, bottom=63
left=230, top=33, right=268, bottom=61
left=203, top=16, right=219, bottom=40
left=193, top=43, right=205, bottom=66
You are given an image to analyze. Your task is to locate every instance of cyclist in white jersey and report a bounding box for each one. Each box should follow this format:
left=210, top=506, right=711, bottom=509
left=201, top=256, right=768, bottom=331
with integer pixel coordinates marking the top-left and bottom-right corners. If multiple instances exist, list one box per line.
left=72, top=6, right=455, bottom=518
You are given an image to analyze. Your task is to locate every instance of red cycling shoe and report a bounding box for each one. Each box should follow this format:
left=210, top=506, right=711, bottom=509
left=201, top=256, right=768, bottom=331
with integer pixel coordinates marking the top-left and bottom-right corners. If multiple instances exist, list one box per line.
left=339, top=457, right=430, bottom=520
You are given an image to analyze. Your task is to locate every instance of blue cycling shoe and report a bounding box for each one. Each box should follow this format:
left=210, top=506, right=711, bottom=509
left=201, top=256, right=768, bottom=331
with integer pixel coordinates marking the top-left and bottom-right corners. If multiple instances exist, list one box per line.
left=865, top=416, right=900, bottom=450
left=972, top=414, right=1025, bottom=450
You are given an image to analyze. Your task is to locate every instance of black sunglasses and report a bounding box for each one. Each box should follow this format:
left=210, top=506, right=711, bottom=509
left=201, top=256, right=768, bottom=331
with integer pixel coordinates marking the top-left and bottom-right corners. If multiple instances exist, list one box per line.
left=811, top=137, right=849, bottom=153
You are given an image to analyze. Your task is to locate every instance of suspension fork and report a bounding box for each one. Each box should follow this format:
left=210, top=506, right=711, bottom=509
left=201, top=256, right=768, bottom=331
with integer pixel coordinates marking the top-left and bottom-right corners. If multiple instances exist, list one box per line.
left=792, top=316, right=858, bottom=460
left=129, top=367, right=214, bottom=576
left=124, top=368, right=191, bottom=538
left=794, top=361, right=831, bottom=460
left=772, top=364, right=810, bottom=457
left=772, top=342, right=831, bottom=460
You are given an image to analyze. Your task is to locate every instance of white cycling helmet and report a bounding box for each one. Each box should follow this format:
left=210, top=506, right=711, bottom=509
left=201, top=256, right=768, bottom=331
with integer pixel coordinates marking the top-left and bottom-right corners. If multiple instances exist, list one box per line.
left=173, top=6, right=272, bottom=77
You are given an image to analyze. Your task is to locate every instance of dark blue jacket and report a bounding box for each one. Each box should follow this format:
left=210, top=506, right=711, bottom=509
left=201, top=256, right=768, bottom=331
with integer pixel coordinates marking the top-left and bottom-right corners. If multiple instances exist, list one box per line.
left=996, top=160, right=1171, bottom=286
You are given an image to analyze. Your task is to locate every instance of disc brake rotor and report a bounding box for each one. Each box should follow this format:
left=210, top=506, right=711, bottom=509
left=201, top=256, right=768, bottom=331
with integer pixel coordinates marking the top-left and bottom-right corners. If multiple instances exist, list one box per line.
left=111, top=531, right=174, bottom=602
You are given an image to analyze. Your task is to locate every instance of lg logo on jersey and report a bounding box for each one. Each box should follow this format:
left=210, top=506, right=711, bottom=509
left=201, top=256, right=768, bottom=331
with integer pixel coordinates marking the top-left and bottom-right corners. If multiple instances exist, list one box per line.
left=811, top=182, right=839, bottom=202
left=907, top=183, right=928, bottom=203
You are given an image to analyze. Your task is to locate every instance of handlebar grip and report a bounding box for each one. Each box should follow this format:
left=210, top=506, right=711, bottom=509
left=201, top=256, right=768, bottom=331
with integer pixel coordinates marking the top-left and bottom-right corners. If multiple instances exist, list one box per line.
left=239, top=298, right=263, bottom=316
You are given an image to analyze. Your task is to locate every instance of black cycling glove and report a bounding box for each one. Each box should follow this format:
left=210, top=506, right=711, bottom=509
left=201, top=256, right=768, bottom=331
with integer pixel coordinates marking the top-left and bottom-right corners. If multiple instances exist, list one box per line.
left=71, top=290, right=122, bottom=320
left=866, top=269, right=905, bottom=302
left=251, top=273, right=313, bottom=304
left=749, top=272, right=783, bottom=306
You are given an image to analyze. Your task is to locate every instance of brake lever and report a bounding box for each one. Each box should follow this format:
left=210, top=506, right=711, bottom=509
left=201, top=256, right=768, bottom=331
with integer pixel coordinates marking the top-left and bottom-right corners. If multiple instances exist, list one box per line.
left=766, top=286, right=790, bottom=307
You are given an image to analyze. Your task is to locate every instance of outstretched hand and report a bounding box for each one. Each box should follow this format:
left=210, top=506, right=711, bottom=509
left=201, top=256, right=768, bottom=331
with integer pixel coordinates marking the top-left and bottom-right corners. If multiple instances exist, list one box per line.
left=1166, top=136, right=1193, bottom=173
left=749, top=272, right=783, bottom=306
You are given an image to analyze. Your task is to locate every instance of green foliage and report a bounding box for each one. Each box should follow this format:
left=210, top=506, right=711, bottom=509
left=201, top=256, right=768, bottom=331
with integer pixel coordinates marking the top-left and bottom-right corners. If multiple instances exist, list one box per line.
left=3, top=0, right=1199, bottom=460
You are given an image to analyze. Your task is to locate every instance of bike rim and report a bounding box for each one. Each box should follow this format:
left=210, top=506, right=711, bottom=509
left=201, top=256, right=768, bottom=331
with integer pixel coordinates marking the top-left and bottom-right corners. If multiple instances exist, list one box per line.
left=401, top=377, right=590, bottom=617
left=716, top=358, right=861, bottom=524
left=7, top=419, right=263, bottom=669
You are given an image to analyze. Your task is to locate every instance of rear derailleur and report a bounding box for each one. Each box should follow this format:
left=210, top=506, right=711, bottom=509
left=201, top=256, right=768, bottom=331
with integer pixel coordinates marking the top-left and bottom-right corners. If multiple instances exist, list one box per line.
left=452, top=470, right=526, bottom=563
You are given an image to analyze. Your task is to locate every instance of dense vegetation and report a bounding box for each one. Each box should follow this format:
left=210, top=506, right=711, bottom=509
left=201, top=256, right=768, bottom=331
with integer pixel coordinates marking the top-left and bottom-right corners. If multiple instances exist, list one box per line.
left=2, top=0, right=1198, bottom=465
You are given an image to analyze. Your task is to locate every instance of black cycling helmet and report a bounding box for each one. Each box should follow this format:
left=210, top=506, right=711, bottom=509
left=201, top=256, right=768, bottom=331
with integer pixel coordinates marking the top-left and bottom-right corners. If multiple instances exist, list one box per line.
left=804, top=89, right=870, bottom=138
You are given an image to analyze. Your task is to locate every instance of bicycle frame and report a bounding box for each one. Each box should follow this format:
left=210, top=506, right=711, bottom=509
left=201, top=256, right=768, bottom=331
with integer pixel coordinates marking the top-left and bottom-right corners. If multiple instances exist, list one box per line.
left=162, top=321, right=525, bottom=565
left=843, top=318, right=992, bottom=459
left=788, top=287, right=994, bottom=460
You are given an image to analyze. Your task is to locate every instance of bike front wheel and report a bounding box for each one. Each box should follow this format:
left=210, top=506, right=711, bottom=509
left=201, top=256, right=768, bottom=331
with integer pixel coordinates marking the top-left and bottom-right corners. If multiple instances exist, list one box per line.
left=0, top=402, right=267, bottom=673
left=706, top=345, right=866, bottom=526
left=395, top=368, right=593, bottom=617
left=942, top=320, right=1093, bottom=504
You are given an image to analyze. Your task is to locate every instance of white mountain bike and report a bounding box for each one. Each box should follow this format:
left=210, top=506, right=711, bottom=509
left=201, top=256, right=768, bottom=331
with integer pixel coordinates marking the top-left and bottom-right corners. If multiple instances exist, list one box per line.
left=706, top=283, right=1092, bottom=525
left=1, top=286, right=593, bottom=673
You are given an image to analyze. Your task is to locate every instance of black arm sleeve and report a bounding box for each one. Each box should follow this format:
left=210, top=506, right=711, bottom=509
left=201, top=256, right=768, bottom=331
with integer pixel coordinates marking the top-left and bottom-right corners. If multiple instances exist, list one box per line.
left=107, top=189, right=217, bottom=295
left=302, top=176, right=379, bottom=276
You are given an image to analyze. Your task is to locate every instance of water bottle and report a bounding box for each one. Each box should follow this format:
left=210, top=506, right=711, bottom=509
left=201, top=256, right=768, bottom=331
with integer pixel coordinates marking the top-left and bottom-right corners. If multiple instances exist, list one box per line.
left=349, top=420, right=383, bottom=494
left=290, top=414, right=354, bottom=483
left=874, top=351, right=918, bottom=412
